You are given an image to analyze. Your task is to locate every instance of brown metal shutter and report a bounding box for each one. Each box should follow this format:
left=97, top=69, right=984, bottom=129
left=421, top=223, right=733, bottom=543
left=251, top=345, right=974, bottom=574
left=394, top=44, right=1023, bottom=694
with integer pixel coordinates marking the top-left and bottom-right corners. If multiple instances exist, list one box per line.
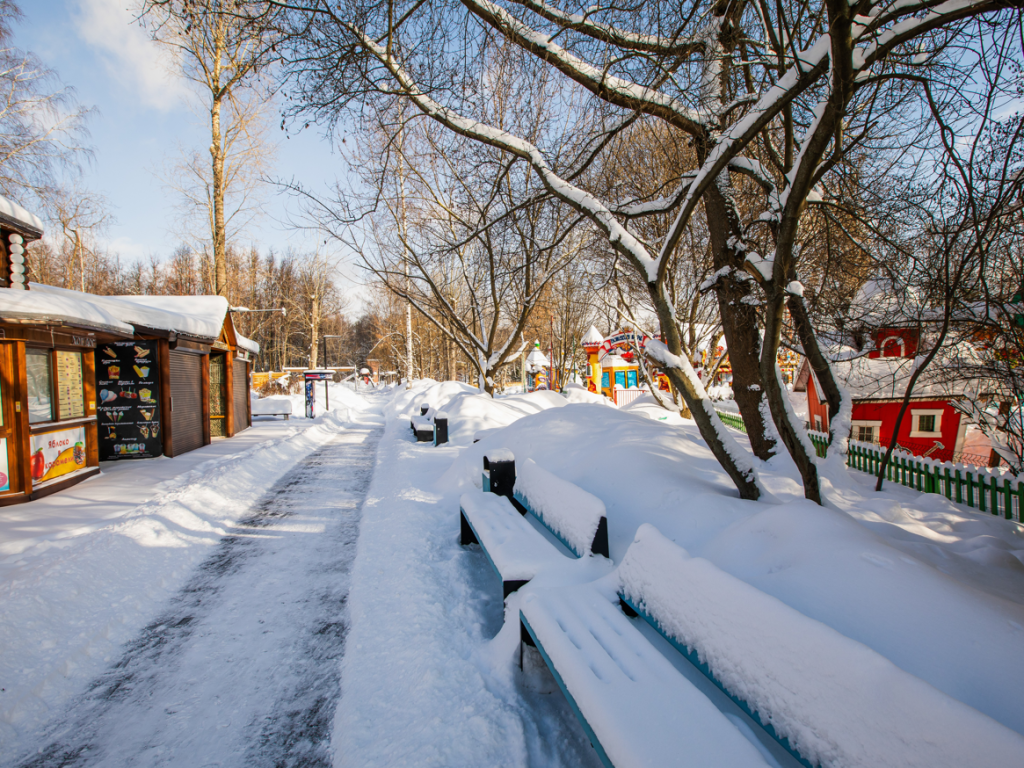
left=232, top=359, right=249, bottom=433
left=169, top=350, right=204, bottom=455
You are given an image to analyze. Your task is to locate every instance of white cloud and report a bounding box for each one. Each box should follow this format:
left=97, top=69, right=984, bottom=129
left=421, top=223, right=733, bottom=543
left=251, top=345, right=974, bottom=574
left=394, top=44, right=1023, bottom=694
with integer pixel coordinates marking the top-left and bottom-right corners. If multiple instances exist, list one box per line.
left=73, top=0, right=191, bottom=112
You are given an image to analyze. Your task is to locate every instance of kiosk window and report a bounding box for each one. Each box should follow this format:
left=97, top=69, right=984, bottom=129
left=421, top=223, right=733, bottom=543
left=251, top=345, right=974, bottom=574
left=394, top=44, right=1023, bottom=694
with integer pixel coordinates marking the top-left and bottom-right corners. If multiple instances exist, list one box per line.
left=26, top=349, right=53, bottom=423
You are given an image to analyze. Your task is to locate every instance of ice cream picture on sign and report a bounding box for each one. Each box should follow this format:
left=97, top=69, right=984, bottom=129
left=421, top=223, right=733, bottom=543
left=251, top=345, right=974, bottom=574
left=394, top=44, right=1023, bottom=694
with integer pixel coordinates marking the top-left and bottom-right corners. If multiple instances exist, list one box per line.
left=30, top=427, right=86, bottom=484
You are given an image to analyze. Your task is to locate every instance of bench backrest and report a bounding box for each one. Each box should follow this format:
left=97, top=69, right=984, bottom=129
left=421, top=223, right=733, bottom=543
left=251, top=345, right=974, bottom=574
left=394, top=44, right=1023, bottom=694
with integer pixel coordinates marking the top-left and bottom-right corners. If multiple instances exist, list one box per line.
left=513, top=458, right=609, bottom=558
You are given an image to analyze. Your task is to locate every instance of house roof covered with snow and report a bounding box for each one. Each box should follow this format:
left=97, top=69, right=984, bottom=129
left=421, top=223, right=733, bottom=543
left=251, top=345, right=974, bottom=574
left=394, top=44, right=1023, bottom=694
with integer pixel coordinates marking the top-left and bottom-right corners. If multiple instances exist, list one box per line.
left=526, top=347, right=549, bottom=367
left=12, top=284, right=259, bottom=353
left=581, top=325, right=604, bottom=345
left=600, top=353, right=634, bottom=368
left=0, top=287, right=134, bottom=336
left=99, top=294, right=230, bottom=341
left=829, top=355, right=975, bottom=400
left=0, top=195, right=44, bottom=238
left=235, top=332, right=259, bottom=355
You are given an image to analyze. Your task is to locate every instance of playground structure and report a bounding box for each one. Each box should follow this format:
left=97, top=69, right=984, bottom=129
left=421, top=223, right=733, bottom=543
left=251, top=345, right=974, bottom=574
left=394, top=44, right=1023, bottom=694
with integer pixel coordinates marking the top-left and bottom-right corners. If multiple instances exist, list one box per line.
left=581, top=327, right=671, bottom=406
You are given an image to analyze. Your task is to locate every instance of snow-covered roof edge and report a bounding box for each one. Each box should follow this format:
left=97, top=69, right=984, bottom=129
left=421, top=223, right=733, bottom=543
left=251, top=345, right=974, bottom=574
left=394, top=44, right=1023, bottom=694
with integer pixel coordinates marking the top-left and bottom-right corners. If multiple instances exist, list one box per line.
left=581, top=325, right=604, bottom=345
left=0, top=289, right=134, bottom=335
left=0, top=195, right=44, bottom=237
left=235, top=332, right=260, bottom=355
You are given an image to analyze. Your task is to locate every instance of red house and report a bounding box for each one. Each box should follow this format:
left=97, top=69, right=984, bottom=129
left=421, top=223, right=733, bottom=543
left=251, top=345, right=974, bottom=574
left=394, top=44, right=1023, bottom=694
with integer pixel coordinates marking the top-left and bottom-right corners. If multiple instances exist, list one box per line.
left=799, top=355, right=966, bottom=462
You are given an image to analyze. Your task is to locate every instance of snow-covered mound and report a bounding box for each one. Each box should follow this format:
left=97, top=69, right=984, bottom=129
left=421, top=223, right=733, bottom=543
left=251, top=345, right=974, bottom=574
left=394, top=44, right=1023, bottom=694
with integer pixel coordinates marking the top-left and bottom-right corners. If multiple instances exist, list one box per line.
left=450, top=403, right=1024, bottom=736
left=384, top=380, right=476, bottom=420
left=618, top=524, right=1024, bottom=766
left=562, top=384, right=614, bottom=406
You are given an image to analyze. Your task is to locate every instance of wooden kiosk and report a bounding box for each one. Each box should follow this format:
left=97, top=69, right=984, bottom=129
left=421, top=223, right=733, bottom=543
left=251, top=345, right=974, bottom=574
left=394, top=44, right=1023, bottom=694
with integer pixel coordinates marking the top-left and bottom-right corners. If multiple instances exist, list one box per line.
left=0, top=200, right=136, bottom=504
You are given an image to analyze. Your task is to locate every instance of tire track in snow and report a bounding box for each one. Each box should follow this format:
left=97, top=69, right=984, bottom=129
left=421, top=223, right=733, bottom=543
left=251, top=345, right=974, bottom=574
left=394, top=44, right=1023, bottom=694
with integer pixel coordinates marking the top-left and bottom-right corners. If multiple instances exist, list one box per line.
left=13, top=426, right=381, bottom=768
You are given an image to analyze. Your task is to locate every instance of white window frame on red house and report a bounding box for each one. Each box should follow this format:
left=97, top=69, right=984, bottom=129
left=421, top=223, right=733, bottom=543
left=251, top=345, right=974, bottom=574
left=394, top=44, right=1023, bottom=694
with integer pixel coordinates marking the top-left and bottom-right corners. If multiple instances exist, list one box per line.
left=910, top=408, right=944, bottom=438
left=850, top=420, right=883, bottom=444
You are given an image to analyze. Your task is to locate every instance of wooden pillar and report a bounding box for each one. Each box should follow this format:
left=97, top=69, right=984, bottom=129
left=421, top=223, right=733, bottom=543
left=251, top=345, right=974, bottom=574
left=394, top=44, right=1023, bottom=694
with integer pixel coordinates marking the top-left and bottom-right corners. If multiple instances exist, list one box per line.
left=14, top=341, right=30, bottom=494
left=201, top=353, right=212, bottom=446
left=224, top=350, right=235, bottom=437
left=245, top=361, right=252, bottom=429
left=158, top=339, right=173, bottom=457
left=82, top=350, right=99, bottom=468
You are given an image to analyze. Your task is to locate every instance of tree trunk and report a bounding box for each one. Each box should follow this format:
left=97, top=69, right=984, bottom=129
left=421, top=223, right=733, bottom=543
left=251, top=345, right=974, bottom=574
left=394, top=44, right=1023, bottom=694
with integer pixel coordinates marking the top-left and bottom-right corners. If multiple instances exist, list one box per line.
left=310, top=297, right=320, bottom=368
left=211, top=93, right=228, bottom=297
left=704, top=185, right=777, bottom=460
left=762, top=287, right=822, bottom=503
left=787, top=294, right=844, bottom=432
left=649, top=281, right=761, bottom=501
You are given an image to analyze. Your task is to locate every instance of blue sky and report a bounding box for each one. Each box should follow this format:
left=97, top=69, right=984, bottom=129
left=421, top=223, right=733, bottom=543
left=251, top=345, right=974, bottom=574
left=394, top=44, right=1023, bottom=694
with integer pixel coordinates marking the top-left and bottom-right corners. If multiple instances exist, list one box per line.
left=18, top=0, right=364, bottom=296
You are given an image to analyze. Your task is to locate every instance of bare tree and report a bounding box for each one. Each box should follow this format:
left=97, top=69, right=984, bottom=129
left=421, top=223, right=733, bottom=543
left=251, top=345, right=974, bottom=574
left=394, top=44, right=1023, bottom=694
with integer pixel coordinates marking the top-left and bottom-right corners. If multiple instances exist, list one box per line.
left=144, top=0, right=278, bottom=296
left=233, top=0, right=1018, bottom=503
left=48, top=182, right=113, bottom=292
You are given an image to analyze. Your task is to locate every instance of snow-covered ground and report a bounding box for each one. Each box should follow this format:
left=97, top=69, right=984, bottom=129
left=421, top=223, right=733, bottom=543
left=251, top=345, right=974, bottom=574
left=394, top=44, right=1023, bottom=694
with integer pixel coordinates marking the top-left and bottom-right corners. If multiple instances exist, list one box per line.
left=335, top=381, right=1024, bottom=765
left=4, top=379, right=1023, bottom=766
left=1, top=388, right=382, bottom=761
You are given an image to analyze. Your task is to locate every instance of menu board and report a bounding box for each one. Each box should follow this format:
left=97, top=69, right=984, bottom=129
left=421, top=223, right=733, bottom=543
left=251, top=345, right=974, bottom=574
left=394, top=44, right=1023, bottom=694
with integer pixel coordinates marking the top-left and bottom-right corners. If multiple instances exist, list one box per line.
left=56, top=350, right=85, bottom=419
left=96, top=341, right=163, bottom=460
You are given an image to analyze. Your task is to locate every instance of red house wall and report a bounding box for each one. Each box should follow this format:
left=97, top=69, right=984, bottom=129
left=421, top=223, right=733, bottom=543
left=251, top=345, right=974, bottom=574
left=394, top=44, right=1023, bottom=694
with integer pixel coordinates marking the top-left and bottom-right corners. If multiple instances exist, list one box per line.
left=850, top=400, right=961, bottom=462
left=868, top=328, right=919, bottom=359
left=806, top=375, right=831, bottom=433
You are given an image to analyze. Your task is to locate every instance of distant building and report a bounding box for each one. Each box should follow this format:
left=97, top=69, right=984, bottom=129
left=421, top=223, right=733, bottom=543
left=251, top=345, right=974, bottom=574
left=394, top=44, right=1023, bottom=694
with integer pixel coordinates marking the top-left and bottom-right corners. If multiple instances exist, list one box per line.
left=795, top=279, right=998, bottom=464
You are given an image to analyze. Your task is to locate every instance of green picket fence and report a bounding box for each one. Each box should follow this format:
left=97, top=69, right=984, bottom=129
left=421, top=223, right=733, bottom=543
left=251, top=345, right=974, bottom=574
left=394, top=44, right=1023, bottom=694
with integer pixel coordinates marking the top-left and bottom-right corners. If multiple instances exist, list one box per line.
left=714, top=409, right=747, bottom=433
left=808, top=431, right=1023, bottom=523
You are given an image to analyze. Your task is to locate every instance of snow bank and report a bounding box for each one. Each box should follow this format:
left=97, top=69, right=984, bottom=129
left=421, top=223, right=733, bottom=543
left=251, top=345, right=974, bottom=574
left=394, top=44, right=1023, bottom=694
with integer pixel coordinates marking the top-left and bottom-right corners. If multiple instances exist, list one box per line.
left=618, top=524, right=1024, bottom=767
left=515, top=458, right=606, bottom=557
left=383, top=379, right=475, bottom=421
left=451, top=403, right=1024, bottom=736
left=562, top=385, right=614, bottom=406
left=0, top=406, right=373, bottom=754
left=252, top=395, right=293, bottom=416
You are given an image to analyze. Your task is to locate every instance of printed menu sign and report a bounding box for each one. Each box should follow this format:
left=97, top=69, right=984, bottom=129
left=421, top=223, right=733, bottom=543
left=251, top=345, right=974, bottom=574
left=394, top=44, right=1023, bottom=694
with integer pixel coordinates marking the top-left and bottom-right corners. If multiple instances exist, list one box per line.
left=96, top=341, right=162, bottom=459
left=56, top=350, right=85, bottom=419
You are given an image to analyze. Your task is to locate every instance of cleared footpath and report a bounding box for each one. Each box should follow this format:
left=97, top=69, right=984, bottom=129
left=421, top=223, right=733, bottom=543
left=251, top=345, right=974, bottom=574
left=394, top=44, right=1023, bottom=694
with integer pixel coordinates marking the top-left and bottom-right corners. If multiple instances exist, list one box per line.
left=13, top=425, right=382, bottom=768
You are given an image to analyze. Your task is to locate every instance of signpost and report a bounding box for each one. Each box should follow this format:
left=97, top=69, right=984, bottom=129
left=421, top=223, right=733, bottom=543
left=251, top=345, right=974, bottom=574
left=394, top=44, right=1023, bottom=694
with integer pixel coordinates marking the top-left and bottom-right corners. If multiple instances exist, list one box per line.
left=303, top=369, right=332, bottom=419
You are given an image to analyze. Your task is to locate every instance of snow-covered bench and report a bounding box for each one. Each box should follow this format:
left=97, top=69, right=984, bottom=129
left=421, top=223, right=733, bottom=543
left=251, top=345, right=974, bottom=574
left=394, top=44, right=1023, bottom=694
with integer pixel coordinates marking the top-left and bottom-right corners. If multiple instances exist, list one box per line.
left=251, top=397, right=292, bottom=420
left=458, top=491, right=571, bottom=599
left=614, top=524, right=1024, bottom=768
left=513, top=458, right=609, bottom=558
left=518, top=584, right=772, bottom=768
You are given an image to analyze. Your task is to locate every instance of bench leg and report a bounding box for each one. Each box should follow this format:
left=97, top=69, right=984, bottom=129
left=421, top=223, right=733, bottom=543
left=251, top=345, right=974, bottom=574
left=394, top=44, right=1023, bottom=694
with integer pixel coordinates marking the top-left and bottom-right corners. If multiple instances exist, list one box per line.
left=460, top=510, right=478, bottom=546
left=519, top=617, right=536, bottom=670
left=503, top=580, right=528, bottom=600
left=591, top=517, right=610, bottom=559
left=619, top=597, right=638, bottom=617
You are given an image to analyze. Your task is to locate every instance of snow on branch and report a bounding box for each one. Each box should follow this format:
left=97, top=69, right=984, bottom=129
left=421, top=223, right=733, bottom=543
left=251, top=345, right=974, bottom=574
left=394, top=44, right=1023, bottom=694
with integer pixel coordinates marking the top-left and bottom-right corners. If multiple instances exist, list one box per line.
left=341, top=23, right=662, bottom=281
left=461, top=0, right=707, bottom=134
left=508, top=0, right=706, bottom=55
